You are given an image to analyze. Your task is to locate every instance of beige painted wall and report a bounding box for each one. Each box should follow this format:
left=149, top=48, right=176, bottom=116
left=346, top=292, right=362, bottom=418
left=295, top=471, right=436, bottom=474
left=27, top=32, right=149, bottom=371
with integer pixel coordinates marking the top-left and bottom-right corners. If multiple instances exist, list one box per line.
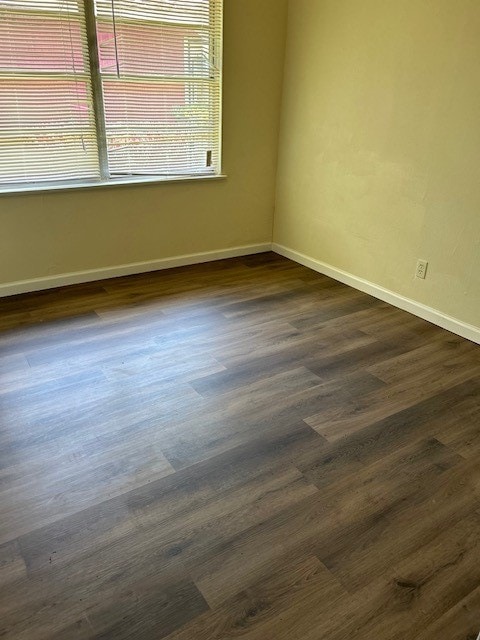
left=0, top=0, right=288, bottom=286
left=274, top=0, right=480, bottom=327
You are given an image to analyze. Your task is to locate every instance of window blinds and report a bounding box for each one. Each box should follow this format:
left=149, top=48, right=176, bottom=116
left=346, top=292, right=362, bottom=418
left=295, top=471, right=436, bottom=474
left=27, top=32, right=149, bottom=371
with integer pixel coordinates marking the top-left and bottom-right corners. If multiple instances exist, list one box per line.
left=0, top=0, right=223, bottom=187
left=94, top=0, right=223, bottom=177
left=0, top=1, right=100, bottom=184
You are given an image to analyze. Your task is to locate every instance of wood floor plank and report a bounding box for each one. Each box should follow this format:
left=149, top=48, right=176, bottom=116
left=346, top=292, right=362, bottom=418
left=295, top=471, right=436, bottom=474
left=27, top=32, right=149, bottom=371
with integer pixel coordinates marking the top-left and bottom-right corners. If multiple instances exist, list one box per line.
left=164, top=555, right=345, bottom=640
left=298, top=378, right=479, bottom=489
left=346, top=511, right=480, bottom=640
left=0, top=252, right=478, bottom=639
left=415, top=583, right=480, bottom=640
left=156, top=371, right=382, bottom=470
left=0, top=540, right=27, bottom=587
left=433, top=392, right=480, bottom=458
left=317, top=455, right=480, bottom=594
left=305, top=348, right=479, bottom=442
left=184, top=434, right=460, bottom=610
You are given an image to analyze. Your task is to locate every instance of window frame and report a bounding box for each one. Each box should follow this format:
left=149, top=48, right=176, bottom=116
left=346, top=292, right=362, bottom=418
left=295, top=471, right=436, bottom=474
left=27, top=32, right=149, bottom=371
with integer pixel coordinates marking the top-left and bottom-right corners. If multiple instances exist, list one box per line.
left=0, top=0, right=224, bottom=194
left=0, top=172, right=227, bottom=196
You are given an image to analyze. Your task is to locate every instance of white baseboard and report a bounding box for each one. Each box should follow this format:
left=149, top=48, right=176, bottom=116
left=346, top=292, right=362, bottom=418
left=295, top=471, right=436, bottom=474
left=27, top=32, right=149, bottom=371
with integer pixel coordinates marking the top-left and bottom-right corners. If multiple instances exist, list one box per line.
left=3, top=240, right=479, bottom=345
left=272, top=243, right=480, bottom=345
left=0, top=243, right=272, bottom=298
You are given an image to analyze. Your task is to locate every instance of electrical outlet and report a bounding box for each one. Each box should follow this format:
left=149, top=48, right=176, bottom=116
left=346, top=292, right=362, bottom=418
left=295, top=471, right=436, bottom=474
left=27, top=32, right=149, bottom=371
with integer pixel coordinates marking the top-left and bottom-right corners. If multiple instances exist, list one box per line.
left=415, top=259, right=428, bottom=280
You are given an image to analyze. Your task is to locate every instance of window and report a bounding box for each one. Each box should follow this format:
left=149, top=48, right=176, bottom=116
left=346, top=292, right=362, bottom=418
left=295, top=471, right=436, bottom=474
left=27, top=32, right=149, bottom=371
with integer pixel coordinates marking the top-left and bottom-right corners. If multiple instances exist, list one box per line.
left=0, top=0, right=223, bottom=188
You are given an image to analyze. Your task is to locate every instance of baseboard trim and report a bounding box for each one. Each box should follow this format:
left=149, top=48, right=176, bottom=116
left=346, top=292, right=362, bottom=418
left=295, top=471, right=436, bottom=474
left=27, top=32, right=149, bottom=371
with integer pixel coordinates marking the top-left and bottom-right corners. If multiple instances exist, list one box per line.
left=4, top=241, right=479, bottom=345
left=0, top=243, right=272, bottom=298
left=272, top=243, right=480, bottom=345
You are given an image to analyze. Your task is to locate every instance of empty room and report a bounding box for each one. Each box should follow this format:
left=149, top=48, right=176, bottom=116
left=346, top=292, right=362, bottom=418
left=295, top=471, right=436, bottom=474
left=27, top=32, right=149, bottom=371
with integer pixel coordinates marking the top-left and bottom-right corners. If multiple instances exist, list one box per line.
left=1, top=0, right=479, bottom=638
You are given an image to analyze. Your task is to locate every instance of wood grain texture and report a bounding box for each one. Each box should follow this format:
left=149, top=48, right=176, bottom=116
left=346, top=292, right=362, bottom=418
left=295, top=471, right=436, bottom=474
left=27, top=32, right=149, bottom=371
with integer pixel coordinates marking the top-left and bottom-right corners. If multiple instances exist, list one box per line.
left=0, top=252, right=479, bottom=639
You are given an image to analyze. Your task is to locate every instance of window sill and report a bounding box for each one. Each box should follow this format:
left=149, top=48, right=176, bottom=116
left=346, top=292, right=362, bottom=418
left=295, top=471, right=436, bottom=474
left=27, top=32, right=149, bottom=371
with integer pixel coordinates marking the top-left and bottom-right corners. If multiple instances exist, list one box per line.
left=0, top=173, right=227, bottom=196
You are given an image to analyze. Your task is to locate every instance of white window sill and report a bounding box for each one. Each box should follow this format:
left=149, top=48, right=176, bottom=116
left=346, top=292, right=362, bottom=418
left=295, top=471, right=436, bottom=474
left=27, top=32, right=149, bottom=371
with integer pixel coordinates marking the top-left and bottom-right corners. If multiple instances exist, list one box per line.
left=0, top=173, right=227, bottom=196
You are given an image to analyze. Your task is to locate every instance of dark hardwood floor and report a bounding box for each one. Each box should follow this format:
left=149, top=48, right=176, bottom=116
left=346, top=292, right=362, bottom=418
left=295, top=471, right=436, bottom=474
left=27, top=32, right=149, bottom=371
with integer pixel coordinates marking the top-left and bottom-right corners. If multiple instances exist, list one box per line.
left=0, top=252, right=479, bottom=639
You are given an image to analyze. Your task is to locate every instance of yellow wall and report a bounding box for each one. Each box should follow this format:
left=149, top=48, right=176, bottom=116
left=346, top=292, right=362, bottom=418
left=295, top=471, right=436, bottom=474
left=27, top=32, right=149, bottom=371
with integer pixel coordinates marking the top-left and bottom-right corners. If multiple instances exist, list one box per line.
left=275, top=0, right=480, bottom=327
left=0, top=0, right=288, bottom=286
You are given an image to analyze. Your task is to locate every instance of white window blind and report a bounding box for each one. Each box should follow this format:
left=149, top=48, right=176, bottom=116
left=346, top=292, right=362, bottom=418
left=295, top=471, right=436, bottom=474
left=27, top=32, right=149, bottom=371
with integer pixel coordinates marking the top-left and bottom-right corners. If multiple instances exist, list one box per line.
left=0, top=1, right=100, bottom=184
left=94, top=0, right=223, bottom=177
left=0, top=0, right=223, bottom=188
